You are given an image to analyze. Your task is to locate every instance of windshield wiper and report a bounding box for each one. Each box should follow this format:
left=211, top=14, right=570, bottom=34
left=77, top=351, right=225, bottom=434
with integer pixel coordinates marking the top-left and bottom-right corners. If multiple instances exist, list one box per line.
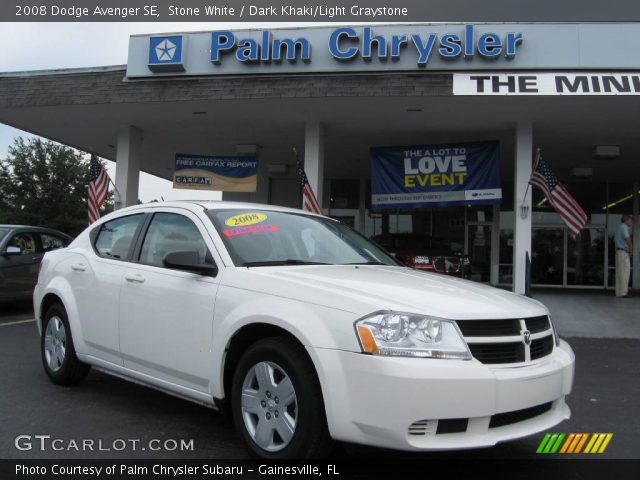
left=242, top=259, right=330, bottom=267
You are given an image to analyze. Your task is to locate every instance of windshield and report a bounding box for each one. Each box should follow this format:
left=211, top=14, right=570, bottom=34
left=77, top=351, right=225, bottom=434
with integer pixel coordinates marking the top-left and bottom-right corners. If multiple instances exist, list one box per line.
left=0, top=228, right=8, bottom=242
left=208, top=209, right=401, bottom=267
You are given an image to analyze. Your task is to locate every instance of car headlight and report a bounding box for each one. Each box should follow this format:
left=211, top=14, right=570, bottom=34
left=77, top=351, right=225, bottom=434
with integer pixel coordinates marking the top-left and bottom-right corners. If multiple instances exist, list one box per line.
left=355, top=312, right=471, bottom=360
left=549, top=314, right=560, bottom=346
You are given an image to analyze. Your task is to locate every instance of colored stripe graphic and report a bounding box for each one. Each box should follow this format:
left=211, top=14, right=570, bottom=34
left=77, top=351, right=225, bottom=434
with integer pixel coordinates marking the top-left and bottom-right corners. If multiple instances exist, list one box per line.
left=537, top=433, right=613, bottom=454
left=536, top=433, right=552, bottom=453
left=559, top=433, right=575, bottom=453
left=584, top=433, right=613, bottom=454
left=574, top=433, right=589, bottom=453
left=550, top=433, right=565, bottom=453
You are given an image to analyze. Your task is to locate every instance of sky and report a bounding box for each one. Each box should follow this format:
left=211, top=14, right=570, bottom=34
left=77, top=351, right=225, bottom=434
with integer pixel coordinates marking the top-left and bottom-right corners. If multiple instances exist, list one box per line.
left=0, top=22, right=322, bottom=202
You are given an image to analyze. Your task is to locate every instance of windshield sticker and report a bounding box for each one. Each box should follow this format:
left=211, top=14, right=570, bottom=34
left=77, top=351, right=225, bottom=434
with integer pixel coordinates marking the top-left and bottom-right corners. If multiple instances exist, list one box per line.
left=225, top=212, right=267, bottom=227
left=223, top=224, right=279, bottom=237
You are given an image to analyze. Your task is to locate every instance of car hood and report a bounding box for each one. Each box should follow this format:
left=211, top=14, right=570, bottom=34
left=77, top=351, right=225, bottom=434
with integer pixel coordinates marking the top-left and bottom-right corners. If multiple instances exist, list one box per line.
left=222, top=265, right=547, bottom=320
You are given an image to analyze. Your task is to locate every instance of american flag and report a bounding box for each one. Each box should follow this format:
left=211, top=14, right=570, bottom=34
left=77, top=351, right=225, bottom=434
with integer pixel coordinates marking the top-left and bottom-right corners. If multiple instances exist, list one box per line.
left=297, top=160, right=322, bottom=214
left=88, top=154, right=110, bottom=224
left=529, top=155, right=587, bottom=237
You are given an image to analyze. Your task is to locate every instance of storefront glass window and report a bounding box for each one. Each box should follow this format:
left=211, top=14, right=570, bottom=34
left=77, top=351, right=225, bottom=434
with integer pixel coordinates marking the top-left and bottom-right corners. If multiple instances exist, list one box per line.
left=567, top=228, right=605, bottom=286
left=499, top=211, right=514, bottom=284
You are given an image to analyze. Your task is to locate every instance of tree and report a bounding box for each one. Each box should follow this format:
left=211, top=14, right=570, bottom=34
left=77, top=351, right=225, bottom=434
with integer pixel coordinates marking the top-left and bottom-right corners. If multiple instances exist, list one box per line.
left=0, top=137, right=113, bottom=236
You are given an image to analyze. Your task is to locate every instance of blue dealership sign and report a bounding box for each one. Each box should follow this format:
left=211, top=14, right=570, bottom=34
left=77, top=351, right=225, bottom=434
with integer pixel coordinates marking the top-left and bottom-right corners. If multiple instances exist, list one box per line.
left=148, top=35, right=186, bottom=72
left=371, top=141, right=501, bottom=208
left=173, top=153, right=258, bottom=192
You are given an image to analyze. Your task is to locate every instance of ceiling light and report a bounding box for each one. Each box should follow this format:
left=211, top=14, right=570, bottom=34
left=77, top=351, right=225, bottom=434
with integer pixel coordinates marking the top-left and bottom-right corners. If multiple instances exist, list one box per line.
left=593, top=145, right=620, bottom=159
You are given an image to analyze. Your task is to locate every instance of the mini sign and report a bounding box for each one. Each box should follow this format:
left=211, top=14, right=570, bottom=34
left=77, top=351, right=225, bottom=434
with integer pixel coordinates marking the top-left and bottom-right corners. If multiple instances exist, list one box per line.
left=454, top=72, right=640, bottom=95
left=173, top=153, right=258, bottom=192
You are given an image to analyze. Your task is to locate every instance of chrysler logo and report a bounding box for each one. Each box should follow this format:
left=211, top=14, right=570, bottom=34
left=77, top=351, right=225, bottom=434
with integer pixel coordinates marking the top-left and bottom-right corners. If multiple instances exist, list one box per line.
left=522, top=329, right=532, bottom=345
left=155, top=39, right=177, bottom=61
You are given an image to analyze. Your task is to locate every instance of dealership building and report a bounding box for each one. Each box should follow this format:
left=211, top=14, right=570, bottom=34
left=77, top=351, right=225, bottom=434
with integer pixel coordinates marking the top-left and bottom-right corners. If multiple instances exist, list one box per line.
left=0, top=22, right=639, bottom=294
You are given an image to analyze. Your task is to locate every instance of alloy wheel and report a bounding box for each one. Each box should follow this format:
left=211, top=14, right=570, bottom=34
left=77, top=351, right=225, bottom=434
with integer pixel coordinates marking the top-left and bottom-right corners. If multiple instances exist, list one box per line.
left=240, top=361, right=298, bottom=452
left=44, top=316, right=66, bottom=372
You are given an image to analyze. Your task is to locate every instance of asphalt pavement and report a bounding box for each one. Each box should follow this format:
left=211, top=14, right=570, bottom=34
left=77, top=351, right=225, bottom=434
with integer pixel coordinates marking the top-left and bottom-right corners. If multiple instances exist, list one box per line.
left=0, top=300, right=638, bottom=461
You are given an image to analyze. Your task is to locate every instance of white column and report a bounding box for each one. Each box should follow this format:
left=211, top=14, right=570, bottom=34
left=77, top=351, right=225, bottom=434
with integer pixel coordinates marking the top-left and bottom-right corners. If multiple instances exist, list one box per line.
left=114, top=126, right=142, bottom=209
left=490, top=203, right=501, bottom=286
left=358, top=178, right=367, bottom=234
left=513, top=122, right=533, bottom=294
left=304, top=120, right=325, bottom=210
left=633, top=181, right=639, bottom=289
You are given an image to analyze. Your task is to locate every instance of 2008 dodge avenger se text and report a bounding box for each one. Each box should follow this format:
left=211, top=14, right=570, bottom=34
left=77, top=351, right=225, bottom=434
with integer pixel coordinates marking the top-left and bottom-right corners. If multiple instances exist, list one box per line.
left=33, top=201, right=574, bottom=458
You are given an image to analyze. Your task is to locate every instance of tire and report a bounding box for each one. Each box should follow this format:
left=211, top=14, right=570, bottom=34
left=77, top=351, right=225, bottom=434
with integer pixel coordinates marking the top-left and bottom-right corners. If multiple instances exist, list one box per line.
left=231, top=336, right=333, bottom=459
left=41, top=303, right=90, bottom=385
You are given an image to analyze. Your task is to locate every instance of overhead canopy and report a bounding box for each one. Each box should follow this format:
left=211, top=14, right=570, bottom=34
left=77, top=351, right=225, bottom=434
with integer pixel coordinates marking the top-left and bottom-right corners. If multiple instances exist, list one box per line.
left=0, top=66, right=638, bottom=184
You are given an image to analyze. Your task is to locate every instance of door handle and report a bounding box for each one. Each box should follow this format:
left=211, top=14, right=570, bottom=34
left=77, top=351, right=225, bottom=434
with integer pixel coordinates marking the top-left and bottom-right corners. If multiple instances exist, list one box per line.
left=71, top=263, right=86, bottom=272
left=124, top=273, right=145, bottom=283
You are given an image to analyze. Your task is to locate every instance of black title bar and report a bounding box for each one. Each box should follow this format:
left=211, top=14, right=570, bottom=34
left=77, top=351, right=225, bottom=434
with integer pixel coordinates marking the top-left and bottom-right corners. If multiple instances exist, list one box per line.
left=2, top=0, right=640, bottom=22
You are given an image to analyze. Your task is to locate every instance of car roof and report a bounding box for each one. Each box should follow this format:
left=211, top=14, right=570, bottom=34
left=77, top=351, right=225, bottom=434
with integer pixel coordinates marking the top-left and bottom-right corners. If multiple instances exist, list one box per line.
left=113, top=200, right=323, bottom=217
left=0, top=225, right=71, bottom=237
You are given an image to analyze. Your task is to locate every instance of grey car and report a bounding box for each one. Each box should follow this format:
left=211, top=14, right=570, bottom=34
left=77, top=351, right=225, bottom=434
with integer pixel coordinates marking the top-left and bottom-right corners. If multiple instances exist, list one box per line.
left=0, top=225, right=72, bottom=302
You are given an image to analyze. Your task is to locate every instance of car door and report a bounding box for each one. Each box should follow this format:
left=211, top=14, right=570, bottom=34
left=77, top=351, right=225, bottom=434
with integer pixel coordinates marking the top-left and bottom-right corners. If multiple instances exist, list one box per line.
left=118, top=209, right=221, bottom=392
left=68, top=213, right=147, bottom=365
left=0, top=231, right=43, bottom=300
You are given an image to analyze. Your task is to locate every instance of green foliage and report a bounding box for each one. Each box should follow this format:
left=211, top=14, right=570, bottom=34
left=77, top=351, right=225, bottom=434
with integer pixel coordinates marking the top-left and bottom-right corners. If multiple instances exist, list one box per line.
left=0, top=137, right=113, bottom=236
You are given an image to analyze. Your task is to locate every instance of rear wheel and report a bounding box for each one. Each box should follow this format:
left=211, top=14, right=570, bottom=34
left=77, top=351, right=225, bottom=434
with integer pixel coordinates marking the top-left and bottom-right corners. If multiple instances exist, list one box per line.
left=41, top=303, right=90, bottom=385
left=231, top=336, right=333, bottom=459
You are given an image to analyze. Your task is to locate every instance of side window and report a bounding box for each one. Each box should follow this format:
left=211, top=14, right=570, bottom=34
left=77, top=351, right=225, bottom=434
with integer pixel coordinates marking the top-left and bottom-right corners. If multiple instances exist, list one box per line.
left=7, top=232, right=39, bottom=255
left=40, top=233, right=68, bottom=252
left=139, top=213, right=209, bottom=268
left=94, top=214, right=144, bottom=260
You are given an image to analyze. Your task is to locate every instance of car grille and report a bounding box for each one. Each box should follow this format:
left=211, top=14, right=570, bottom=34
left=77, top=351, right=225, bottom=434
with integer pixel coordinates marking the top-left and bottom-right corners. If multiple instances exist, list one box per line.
left=457, top=316, right=554, bottom=365
left=489, top=402, right=553, bottom=429
left=456, top=319, right=521, bottom=337
left=468, top=342, right=525, bottom=364
left=530, top=335, right=554, bottom=360
left=432, top=256, right=462, bottom=273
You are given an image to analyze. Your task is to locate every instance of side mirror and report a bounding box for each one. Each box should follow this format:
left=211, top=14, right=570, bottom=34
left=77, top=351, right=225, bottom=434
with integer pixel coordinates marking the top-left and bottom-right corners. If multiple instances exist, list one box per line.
left=5, top=246, right=21, bottom=256
left=163, top=250, right=218, bottom=276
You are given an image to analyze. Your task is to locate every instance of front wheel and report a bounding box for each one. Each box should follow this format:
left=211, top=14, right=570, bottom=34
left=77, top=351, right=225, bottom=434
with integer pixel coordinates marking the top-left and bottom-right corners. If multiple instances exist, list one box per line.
left=41, top=303, right=90, bottom=385
left=231, top=336, right=333, bottom=459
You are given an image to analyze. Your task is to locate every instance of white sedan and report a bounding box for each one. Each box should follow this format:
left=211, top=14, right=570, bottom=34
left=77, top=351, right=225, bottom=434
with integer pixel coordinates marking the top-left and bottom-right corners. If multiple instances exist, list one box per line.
left=34, top=201, right=574, bottom=458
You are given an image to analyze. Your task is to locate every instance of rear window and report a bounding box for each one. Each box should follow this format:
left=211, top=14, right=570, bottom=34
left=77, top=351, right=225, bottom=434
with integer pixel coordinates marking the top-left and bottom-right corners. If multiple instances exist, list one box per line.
left=395, top=235, right=430, bottom=249
left=0, top=228, right=8, bottom=242
left=40, top=233, right=69, bottom=252
left=94, top=214, right=144, bottom=260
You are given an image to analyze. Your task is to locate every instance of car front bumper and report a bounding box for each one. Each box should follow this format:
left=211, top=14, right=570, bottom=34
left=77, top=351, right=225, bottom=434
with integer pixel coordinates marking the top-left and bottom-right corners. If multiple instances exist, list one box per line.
left=308, top=339, right=574, bottom=451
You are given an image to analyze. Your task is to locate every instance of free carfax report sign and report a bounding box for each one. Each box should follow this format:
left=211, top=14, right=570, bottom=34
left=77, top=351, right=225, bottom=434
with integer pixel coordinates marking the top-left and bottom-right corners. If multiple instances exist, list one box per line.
left=173, top=153, right=257, bottom=192
left=371, top=141, right=502, bottom=208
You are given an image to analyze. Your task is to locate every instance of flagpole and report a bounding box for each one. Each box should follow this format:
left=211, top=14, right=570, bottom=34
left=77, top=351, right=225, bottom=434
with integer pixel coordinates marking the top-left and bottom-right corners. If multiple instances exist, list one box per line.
left=522, top=147, right=542, bottom=203
left=292, top=147, right=302, bottom=210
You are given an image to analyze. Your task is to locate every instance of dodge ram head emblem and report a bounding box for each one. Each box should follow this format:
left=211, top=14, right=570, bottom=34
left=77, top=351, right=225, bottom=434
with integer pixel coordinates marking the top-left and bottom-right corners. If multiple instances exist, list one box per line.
left=522, top=330, right=532, bottom=345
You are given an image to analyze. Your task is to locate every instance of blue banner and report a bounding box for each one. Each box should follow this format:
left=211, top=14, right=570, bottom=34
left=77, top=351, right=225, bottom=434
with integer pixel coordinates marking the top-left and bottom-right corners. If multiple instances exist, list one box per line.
left=173, top=153, right=258, bottom=192
left=370, top=141, right=501, bottom=208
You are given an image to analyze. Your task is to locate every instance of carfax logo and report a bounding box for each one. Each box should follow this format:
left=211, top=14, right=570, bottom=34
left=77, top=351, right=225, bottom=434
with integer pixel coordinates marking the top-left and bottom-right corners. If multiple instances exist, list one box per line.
left=148, top=35, right=185, bottom=72
left=536, top=432, right=613, bottom=454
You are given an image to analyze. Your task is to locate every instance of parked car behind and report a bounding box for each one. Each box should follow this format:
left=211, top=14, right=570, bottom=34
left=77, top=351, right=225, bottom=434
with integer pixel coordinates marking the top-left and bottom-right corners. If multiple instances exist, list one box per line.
left=34, top=202, right=574, bottom=459
left=0, top=225, right=71, bottom=302
left=372, top=233, right=471, bottom=278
